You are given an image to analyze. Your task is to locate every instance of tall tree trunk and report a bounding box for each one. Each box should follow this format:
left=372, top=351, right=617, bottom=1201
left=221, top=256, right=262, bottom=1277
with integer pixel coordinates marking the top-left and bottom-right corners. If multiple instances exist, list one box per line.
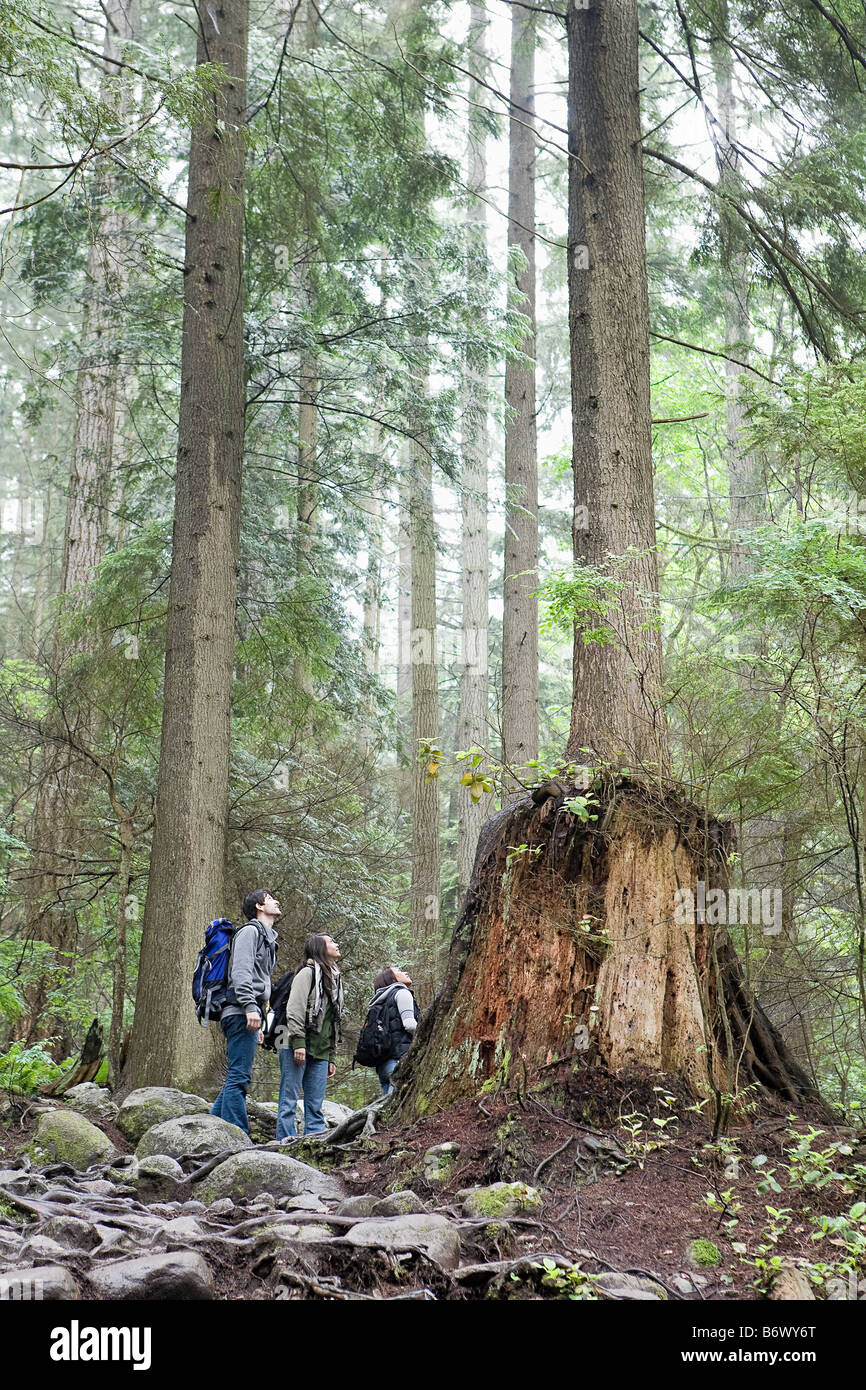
left=125, top=0, right=248, bottom=1091
left=22, top=0, right=140, bottom=1047
left=501, top=3, right=538, bottom=789
left=410, top=361, right=440, bottom=1007
left=394, top=0, right=820, bottom=1124
left=292, top=349, right=318, bottom=698
left=458, top=0, right=490, bottom=901
left=565, top=0, right=666, bottom=774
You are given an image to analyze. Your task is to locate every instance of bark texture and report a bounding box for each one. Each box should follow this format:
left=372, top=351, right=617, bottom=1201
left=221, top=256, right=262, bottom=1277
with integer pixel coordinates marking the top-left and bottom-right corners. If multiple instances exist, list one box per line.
left=502, top=3, right=538, bottom=787
left=125, top=0, right=248, bottom=1090
left=566, top=0, right=666, bottom=772
left=394, top=784, right=823, bottom=1119
left=410, top=365, right=440, bottom=1007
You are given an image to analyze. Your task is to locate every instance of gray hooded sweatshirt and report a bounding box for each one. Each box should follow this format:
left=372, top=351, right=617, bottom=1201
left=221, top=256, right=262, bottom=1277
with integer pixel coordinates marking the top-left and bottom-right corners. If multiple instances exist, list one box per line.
left=221, top=918, right=278, bottom=1020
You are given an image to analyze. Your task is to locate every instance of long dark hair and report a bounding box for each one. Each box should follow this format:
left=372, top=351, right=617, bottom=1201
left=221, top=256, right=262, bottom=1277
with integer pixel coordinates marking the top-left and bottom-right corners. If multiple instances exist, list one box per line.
left=373, top=968, right=397, bottom=992
left=304, top=934, right=337, bottom=996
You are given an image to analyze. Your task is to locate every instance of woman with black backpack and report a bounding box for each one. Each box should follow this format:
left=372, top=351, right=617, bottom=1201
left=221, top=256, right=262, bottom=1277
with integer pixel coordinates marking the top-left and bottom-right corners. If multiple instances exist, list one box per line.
left=359, top=967, right=418, bottom=1096
left=275, top=933, right=344, bottom=1140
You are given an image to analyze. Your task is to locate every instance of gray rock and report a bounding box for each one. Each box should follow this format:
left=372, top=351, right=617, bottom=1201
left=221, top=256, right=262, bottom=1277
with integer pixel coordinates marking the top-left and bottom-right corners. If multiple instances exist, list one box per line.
left=19, top=1235, right=83, bottom=1264
left=40, top=1216, right=101, bottom=1252
left=292, top=1223, right=335, bottom=1243
left=372, top=1191, right=428, bottom=1217
left=78, top=1179, right=116, bottom=1196
left=62, top=1085, right=118, bottom=1124
left=281, top=1193, right=330, bottom=1212
left=456, top=1182, right=542, bottom=1218
left=197, top=1150, right=342, bottom=1205
left=25, top=1110, right=117, bottom=1171
left=117, top=1087, right=210, bottom=1144
left=87, top=1251, right=214, bottom=1300
left=134, top=1153, right=185, bottom=1202
left=181, top=1200, right=206, bottom=1213
left=770, top=1266, right=815, bottom=1301
left=346, top=1214, right=461, bottom=1270
left=595, top=1273, right=667, bottom=1301
left=423, top=1142, right=460, bottom=1183
left=136, top=1113, right=251, bottom=1163
left=206, top=1198, right=234, bottom=1216
left=156, top=1217, right=205, bottom=1250
left=1, top=1265, right=79, bottom=1300
left=336, top=1194, right=379, bottom=1217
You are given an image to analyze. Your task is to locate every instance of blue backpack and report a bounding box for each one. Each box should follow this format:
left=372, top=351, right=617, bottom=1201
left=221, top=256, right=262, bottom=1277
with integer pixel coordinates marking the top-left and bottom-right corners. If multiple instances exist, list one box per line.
left=191, top=918, right=239, bottom=1025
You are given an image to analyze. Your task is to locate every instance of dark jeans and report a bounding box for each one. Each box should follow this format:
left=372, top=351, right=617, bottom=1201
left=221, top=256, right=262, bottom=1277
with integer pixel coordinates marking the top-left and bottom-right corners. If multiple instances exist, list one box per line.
left=211, top=1013, right=259, bottom=1134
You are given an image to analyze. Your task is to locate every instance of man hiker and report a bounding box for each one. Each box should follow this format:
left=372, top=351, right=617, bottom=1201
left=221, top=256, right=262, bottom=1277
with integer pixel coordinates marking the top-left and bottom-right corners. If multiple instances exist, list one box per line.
left=211, top=889, right=280, bottom=1135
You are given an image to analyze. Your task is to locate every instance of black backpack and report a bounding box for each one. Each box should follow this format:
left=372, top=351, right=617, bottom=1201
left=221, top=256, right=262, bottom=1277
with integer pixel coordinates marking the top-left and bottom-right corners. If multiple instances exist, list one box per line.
left=353, top=987, right=399, bottom=1067
left=261, top=970, right=296, bottom=1052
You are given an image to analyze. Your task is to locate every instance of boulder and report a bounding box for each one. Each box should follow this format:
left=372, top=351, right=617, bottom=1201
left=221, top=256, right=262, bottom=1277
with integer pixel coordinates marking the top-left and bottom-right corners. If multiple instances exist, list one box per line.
left=346, top=1214, right=461, bottom=1270
left=87, top=1251, right=214, bottom=1300
left=135, top=1113, right=251, bottom=1163
left=372, top=1191, right=428, bottom=1217
left=62, top=1085, right=118, bottom=1125
left=456, top=1182, right=541, bottom=1219
left=117, top=1087, right=210, bottom=1144
left=196, top=1150, right=342, bottom=1205
left=1, top=1265, right=79, bottom=1300
left=25, top=1110, right=116, bottom=1171
left=19, top=1235, right=83, bottom=1264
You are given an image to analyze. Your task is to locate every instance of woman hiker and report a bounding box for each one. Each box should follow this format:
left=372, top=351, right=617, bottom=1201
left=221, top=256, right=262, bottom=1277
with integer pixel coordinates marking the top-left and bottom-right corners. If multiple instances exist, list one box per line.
left=368, top=966, right=418, bottom=1096
left=275, top=932, right=344, bottom=1139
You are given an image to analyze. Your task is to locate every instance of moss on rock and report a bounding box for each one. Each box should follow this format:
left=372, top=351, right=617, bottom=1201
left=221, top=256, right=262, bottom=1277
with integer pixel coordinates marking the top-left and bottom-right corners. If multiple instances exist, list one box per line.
left=23, top=1110, right=117, bottom=1171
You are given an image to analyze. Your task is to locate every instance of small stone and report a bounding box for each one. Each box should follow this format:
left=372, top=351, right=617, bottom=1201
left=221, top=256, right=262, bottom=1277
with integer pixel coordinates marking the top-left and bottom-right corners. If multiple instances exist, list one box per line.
left=336, top=1194, right=379, bottom=1217
left=769, top=1266, right=815, bottom=1301
left=596, top=1273, right=667, bottom=1301
left=423, top=1142, right=460, bottom=1184
left=280, top=1193, right=330, bottom=1212
left=207, top=1198, right=234, bottom=1216
left=181, top=1200, right=206, bottom=1213
left=371, top=1191, right=428, bottom=1217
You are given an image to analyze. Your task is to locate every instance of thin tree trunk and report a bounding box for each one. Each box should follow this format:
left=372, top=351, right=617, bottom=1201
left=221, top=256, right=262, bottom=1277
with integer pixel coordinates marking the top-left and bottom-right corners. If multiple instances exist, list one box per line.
left=125, top=0, right=248, bottom=1091
left=502, top=3, right=538, bottom=789
left=293, top=350, right=318, bottom=697
left=410, top=360, right=440, bottom=1007
left=458, top=0, right=490, bottom=901
left=565, top=0, right=667, bottom=773
left=109, top=805, right=134, bottom=1087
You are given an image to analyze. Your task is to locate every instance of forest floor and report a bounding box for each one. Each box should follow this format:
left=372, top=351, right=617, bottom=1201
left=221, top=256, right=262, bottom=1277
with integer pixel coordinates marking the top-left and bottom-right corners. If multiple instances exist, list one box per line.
left=348, top=1061, right=862, bottom=1301
left=0, top=1062, right=861, bottom=1302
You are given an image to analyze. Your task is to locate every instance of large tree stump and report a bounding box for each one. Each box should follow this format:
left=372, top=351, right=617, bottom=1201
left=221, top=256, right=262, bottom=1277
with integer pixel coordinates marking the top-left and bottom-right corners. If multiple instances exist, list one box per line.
left=394, top=781, right=823, bottom=1120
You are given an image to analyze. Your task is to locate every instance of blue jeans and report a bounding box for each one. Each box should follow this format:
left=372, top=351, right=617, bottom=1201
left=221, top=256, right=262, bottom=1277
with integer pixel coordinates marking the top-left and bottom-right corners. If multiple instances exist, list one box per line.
left=377, top=1056, right=399, bottom=1096
left=276, top=1048, right=329, bottom=1139
left=211, top=1013, right=260, bottom=1134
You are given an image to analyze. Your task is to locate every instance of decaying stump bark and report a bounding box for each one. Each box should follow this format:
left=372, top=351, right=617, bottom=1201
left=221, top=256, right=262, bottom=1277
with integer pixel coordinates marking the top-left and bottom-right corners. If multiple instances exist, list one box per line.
left=393, top=781, right=822, bottom=1120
